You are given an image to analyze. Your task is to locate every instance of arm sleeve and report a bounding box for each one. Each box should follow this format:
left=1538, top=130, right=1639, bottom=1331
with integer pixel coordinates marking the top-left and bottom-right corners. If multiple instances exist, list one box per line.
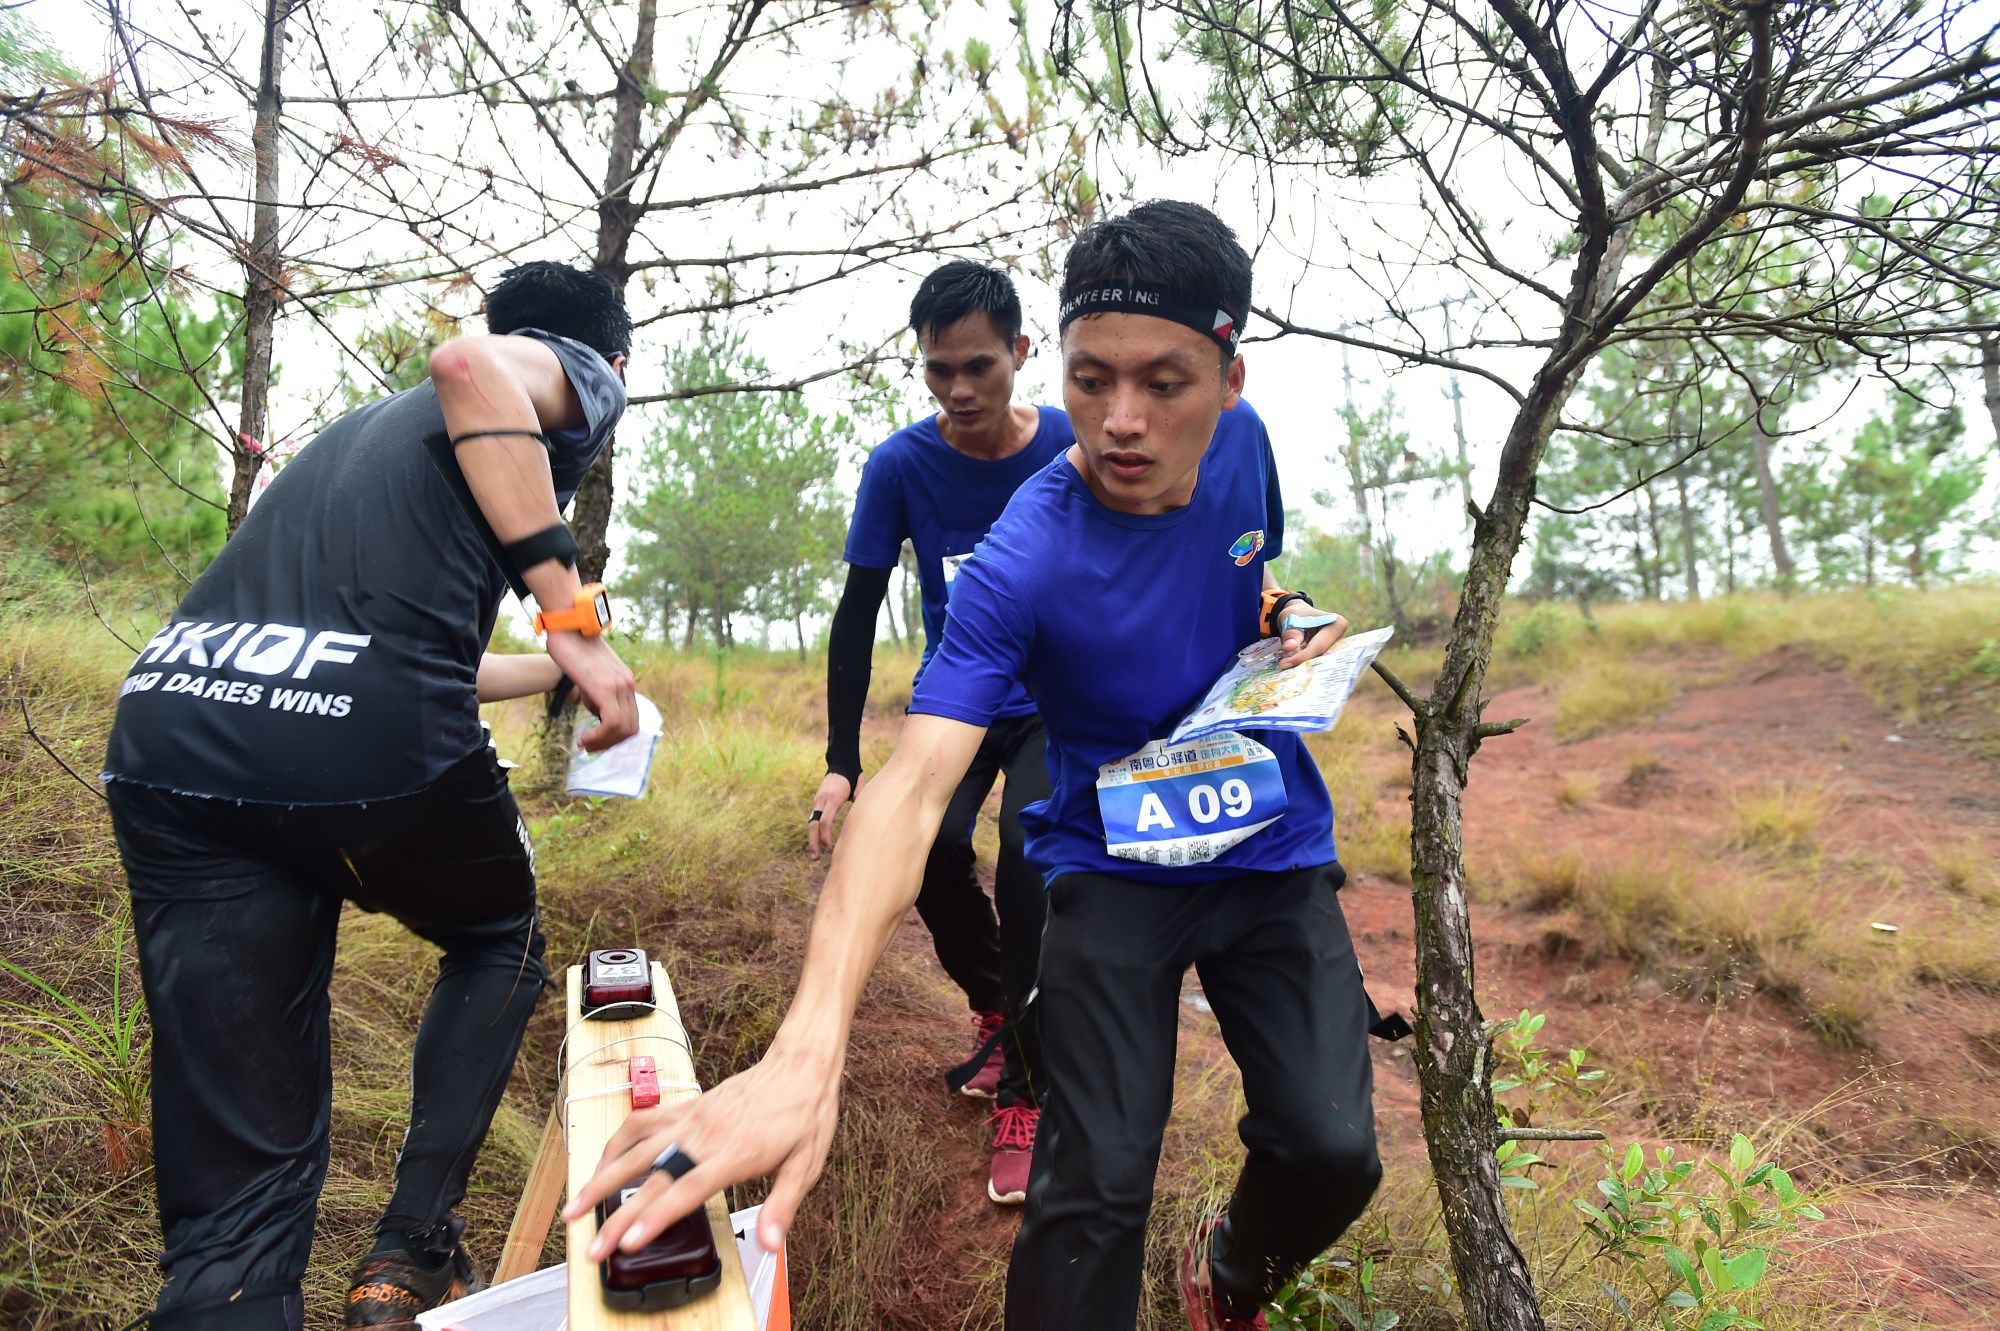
left=825, top=563, right=893, bottom=783
left=908, top=555, right=1033, bottom=728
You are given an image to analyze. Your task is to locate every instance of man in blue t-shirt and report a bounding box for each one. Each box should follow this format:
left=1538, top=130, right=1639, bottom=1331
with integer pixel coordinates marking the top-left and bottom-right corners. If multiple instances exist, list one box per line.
left=807, top=260, right=1072, bottom=1205
left=574, top=204, right=1397, bottom=1331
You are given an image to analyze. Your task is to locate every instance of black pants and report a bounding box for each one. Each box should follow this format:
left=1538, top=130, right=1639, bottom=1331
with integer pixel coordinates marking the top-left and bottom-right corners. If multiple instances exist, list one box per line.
left=916, top=713, right=1050, bottom=1107
left=1004, top=863, right=1379, bottom=1331
left=105, top=748, right=545, bottom=1331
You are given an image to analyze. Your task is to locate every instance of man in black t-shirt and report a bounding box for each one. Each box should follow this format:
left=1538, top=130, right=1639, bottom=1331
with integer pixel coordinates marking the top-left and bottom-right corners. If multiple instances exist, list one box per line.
left=102, top=262, right=639, bottom=1330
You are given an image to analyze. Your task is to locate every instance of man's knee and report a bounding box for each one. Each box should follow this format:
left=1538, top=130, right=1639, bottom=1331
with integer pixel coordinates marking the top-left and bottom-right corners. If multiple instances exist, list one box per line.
left=1255, top=1113, right=1381, bottom=1200
left=434, top=916, right=547, bottom=986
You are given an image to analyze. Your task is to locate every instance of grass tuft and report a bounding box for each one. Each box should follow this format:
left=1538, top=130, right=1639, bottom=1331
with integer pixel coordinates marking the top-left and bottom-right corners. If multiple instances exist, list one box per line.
left=1726, top=782, right=1838, bottom=857
left=1551, top=662, right=1675, bottom=741
left=1556, top=772, right=1598, bottom=808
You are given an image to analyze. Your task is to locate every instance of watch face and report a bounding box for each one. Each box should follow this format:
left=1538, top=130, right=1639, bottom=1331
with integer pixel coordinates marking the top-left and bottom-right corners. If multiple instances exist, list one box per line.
left=594, top=592, right=611, bottom=627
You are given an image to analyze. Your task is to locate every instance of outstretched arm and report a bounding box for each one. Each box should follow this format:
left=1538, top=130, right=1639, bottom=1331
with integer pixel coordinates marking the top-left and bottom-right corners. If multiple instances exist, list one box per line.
left=429, top=335, right=636, bottom=748
left=564, top=712, right=988, bottom=1254
left=475, top=652, right=565, bottom=703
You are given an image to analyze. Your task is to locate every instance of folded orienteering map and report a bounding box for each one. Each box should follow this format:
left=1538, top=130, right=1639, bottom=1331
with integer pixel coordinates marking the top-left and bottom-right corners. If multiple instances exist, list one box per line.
left=1168, top=626, right=1395, bottom=746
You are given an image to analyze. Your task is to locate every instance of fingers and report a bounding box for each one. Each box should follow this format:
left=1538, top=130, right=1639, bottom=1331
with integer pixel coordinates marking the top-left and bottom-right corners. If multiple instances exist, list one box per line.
left=806, top=776, right=851, bottom=857
left=588, top=1155, right=730, bottom=1259
left=756, top=1153, right=819, bottom=1252
left=1278, top=615, right=1350, bottom=669
left=576, top=672, right=638, bottom=749
left=565, top=1106, right=686, bottom=1220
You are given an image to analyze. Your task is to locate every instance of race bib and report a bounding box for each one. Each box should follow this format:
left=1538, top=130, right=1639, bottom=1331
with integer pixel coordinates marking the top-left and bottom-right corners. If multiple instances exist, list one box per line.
left=1096, top=730, right=1287, bottom=866
left=941, top=551, right=971, bottom=586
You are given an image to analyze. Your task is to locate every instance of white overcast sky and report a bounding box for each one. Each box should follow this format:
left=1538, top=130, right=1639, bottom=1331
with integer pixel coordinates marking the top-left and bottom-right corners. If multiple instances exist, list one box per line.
left=26, top=0, right=1997, bottom=626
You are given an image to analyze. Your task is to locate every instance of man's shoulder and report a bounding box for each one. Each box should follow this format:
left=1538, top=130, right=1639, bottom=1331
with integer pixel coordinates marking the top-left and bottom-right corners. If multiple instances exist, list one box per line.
left=979, top=459, right=1079, bottom=562
left=868, top=415, right=943, bottom=462
left=1033, top=404, right=1075, bottom=444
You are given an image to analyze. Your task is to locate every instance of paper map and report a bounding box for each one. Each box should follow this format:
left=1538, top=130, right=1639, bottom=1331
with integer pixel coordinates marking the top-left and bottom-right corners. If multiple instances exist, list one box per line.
left=1168, top=626, right=1394, bottom=745
left=566, top=692, right=664, bottom=798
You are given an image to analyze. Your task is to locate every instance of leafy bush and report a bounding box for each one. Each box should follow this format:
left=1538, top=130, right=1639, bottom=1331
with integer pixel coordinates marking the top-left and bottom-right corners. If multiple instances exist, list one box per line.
left=1575, top=1134, right=1824, bottom=1331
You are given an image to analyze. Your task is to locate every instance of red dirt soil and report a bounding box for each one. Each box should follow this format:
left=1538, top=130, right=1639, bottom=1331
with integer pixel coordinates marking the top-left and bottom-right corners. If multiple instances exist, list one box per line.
left=818, top=653, right=2000, bottom=1328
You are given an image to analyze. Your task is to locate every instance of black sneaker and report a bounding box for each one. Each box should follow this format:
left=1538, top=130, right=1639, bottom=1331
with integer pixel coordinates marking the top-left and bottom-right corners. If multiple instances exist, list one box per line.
left=344, top=1240, right=484, bottom=1327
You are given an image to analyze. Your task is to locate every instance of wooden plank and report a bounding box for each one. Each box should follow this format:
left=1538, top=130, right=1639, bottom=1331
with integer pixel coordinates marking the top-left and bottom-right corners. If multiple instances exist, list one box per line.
left=562, top=963, right=757, bottom=1331
left=494, top=1103, right=564, bottom=1285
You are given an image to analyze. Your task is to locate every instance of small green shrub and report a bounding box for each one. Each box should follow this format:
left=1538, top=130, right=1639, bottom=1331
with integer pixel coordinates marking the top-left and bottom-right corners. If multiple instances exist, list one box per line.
left=1505, top=602, right=1587, bottom=661
left=1575, top=1134, right=1824, bottom=1331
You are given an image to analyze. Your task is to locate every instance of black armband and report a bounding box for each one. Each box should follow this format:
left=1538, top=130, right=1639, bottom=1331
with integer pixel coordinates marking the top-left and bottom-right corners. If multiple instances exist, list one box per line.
left=449, top=429, right=552, bottom=449
left=503, top=523, right=578, bottom=578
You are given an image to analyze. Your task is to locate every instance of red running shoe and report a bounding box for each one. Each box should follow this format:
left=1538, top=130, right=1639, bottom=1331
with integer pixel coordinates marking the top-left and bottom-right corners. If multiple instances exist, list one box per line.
left=1179, top=1217, right=1269, bottom=1331
left=959, top=1009, right=1006, bottom=1099
left=986, top=1102, right=1038, bottom=1205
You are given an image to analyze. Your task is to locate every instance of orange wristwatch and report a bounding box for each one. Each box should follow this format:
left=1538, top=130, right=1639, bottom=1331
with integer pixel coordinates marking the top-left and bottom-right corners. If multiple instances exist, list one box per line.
left=533, top=583, right=612, bottom=637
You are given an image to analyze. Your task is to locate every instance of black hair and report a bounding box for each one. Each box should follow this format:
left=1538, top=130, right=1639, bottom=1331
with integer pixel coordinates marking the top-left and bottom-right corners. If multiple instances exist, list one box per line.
left=908, top=259, right=1023, bottom=347
left=1060, top=201, right=1252, bottom=360
left=485, top=261, right=632, bottom=362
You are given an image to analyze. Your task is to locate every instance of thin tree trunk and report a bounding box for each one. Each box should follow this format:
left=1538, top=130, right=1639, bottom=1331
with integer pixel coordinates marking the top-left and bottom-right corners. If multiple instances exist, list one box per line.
left=1980, top=336, right=2000, bottom=453
left=571, top=0, right=658, bottom=584
left=1441, top=298, right=1475, bottom=516
left=1723, top=498, right=1738, bottom=593
left=1675, top=470, right=1700, bottom=601
left=1744, top=381, right=1794, bottom=585
left=1641, top=482, right=1666, bottom=599
left=1406, top=396, right=1566, bottom=1331
left=227, top=0, right=287, bottom=534
left=1628, top=510, right=1649, bottom=599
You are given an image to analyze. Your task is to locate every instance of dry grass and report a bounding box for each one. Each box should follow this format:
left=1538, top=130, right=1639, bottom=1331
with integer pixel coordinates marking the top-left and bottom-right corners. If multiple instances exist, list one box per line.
left=1932, top=840, right=2000, bottom=906
left=1501, top=848, right=1918, bottom=1046
left=1575, top=586, right=2000, bottom=756
left=1556, top=772, right=1599, bottom=808
left=1550, top=661, right=1676, bottom=741
left=1726, top=782, right=1840, bottom=858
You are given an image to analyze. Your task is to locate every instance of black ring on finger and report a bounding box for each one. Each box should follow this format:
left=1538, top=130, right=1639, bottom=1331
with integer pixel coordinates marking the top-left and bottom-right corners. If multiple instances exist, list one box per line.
left=808, top=810, right=824, bottom=823
left=650, top=1143, right=698, bottom=1180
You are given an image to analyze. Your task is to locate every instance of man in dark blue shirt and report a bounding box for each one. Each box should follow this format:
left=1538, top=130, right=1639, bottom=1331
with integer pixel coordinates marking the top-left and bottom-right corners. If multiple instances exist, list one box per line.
left=577, top=205, right=1394, bottom=1331
left=808, top=260, right=1072, bottom=1205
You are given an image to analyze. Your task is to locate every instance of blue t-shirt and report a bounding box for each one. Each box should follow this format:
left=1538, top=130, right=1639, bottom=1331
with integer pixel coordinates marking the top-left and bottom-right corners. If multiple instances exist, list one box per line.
left=844, top=406, right=1073, bottom=718
left=909, top=399, right=1337, bottom=885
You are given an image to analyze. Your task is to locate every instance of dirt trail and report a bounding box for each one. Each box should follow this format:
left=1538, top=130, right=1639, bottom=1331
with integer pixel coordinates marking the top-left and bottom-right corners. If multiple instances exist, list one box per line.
left=1341, top=652, right=2000, bottom=1326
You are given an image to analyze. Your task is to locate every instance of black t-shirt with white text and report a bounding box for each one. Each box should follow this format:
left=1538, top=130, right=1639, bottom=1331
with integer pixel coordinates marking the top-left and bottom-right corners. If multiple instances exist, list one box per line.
left=102, top=329, right=625, bottom=804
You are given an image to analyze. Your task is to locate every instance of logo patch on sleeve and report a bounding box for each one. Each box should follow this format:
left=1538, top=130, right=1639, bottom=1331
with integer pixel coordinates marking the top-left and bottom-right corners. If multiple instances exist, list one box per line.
left=1227, top=530, right=1265, bottom=566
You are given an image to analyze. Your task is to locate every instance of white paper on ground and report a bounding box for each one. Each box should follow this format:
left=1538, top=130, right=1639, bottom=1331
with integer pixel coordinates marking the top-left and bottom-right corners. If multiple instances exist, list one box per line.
left=1167, top=626, right=1394, bottom=745
left=565, top=692, right=664, bottom=798
left=416, top=1204, right=779, bottom=1331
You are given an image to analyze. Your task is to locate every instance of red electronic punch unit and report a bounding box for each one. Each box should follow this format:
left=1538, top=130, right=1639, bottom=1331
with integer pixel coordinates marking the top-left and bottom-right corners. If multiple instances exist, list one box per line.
left=596, top=1185, right=723, bottom=1310
left=583, top=948, right=655, bottom=1020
